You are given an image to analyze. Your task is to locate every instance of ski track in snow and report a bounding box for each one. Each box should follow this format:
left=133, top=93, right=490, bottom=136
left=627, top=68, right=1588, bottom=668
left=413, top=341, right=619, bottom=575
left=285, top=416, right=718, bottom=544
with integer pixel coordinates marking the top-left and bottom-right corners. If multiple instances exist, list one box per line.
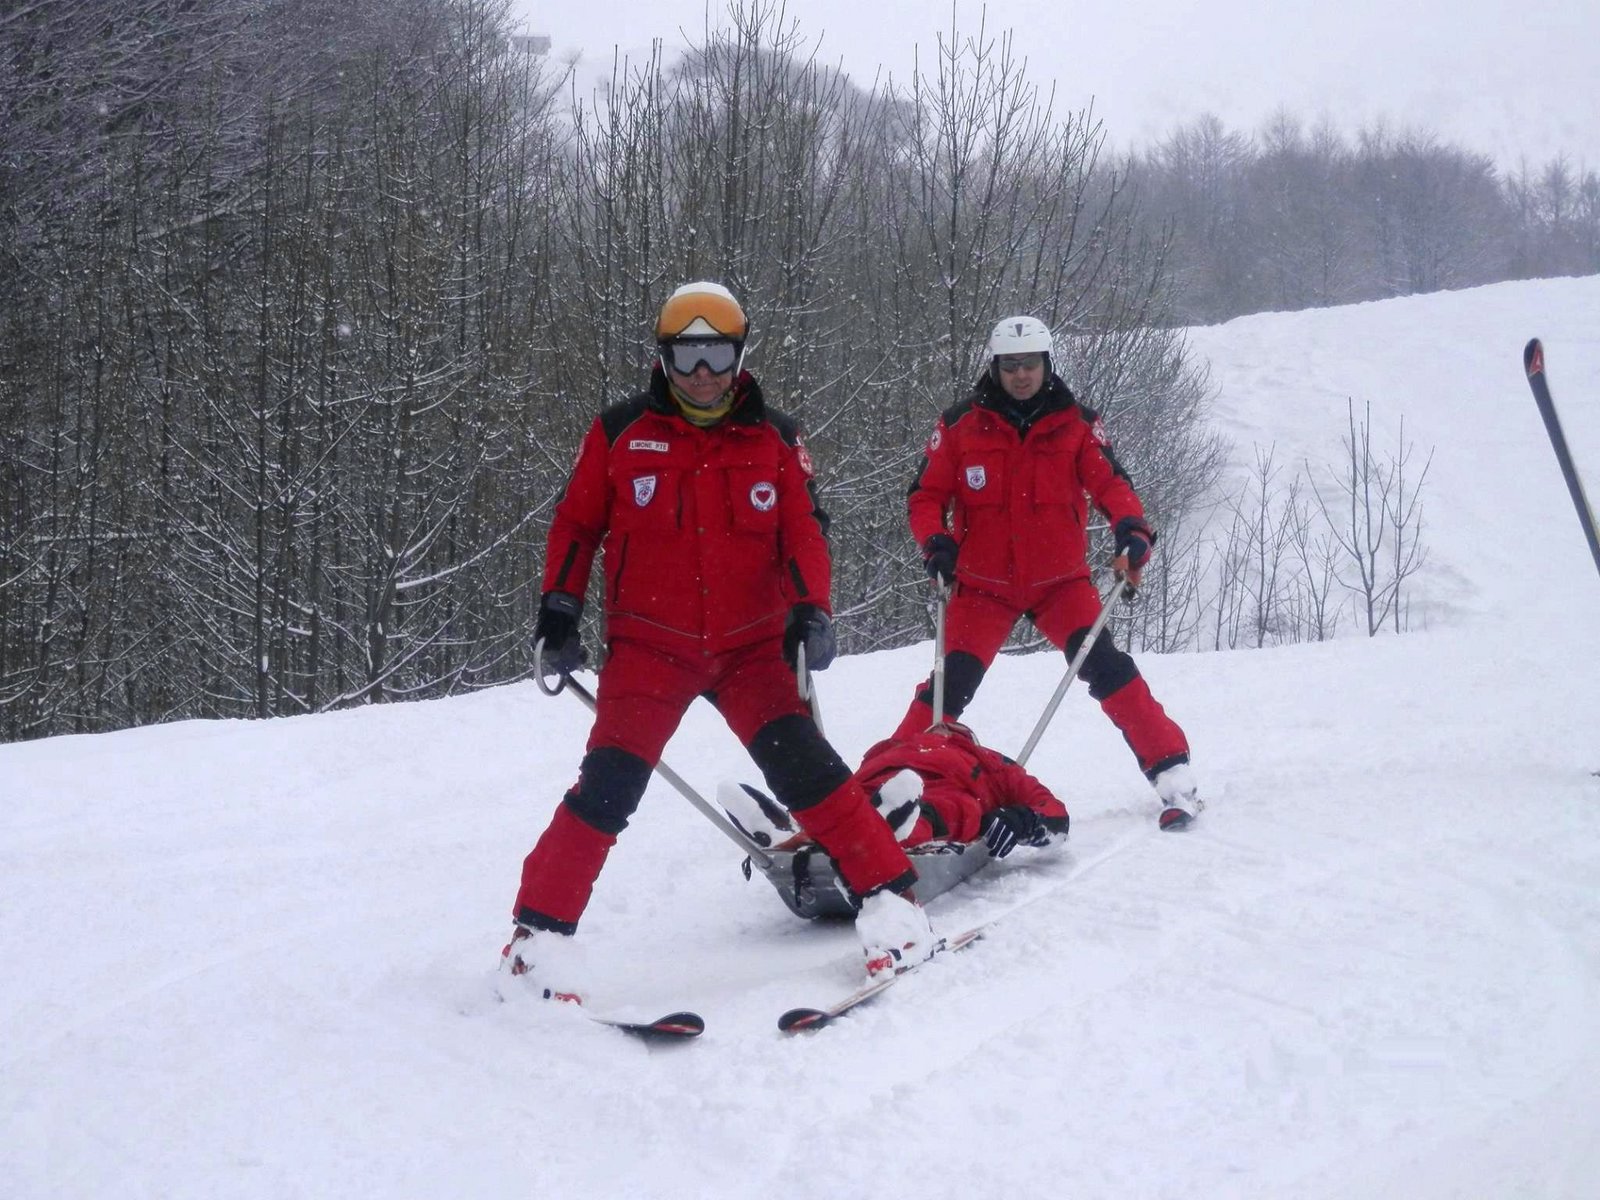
left=5, top=277, right=1600, bottom=1198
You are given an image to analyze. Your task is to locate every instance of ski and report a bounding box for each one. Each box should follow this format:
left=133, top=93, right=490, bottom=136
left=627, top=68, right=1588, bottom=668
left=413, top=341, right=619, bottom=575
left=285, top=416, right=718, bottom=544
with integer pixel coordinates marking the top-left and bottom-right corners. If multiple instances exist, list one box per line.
left=778, top=926, right=985, bottom=1033
left=584, top=1008, right=705, bottom=1040
left=1524, top=338, right=1600, bottom=579
left=494, top=981, right=704, bottom=1040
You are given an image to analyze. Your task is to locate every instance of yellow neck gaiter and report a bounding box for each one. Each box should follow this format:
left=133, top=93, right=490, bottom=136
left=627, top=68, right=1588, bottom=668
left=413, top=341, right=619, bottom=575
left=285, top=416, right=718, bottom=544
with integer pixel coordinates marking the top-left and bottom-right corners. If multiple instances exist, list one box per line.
left=668, top=378, right=735, bottom=427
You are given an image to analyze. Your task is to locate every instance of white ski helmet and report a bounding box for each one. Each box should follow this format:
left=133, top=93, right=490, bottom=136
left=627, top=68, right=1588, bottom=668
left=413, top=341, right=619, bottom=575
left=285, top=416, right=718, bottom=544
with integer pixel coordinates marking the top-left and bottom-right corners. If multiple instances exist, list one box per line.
left=988, top=315, right=1052, bottom=357
left=986, top=315, right=1052, bottom=386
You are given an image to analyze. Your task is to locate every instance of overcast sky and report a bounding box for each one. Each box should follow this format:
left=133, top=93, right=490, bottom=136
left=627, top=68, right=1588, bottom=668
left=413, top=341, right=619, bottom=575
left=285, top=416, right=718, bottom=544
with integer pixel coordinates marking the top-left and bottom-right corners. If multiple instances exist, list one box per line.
left=513, top=0, right=1597, bottom=170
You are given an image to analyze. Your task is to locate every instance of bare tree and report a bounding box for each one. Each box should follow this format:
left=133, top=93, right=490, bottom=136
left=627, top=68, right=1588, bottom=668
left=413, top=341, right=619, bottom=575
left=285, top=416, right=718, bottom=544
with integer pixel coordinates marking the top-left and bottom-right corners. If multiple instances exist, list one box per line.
left=1309, top=399, right=1432, bottom=636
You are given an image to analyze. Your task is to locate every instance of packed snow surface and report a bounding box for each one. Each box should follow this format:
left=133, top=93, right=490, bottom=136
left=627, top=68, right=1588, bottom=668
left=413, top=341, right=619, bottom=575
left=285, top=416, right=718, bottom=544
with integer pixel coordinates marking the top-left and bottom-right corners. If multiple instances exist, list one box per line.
left=5, top=276, right=1600, bottom=1198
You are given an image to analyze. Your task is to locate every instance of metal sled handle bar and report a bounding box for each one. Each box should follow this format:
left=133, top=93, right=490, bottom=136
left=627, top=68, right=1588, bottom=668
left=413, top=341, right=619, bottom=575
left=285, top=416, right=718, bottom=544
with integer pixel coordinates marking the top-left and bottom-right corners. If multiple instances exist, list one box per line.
left=931, top=580, right=950, bottom=727
left=550, top=671, right=776, bottom=869
left=532, top=638, right=567, bottom=697
left=796, top=643, right=825, bottom=737
left=1014, top=576, right=1133, bottom=767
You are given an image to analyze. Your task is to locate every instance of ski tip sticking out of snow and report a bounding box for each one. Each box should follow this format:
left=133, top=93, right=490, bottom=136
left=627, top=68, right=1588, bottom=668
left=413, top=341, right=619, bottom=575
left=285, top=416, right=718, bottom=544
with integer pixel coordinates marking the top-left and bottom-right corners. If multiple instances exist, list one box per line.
left=493, top=976, right=705, bottom=1040
left=778, top=927, right=985, bottom=1034
left=589, top=1010, right=706, bottom=1040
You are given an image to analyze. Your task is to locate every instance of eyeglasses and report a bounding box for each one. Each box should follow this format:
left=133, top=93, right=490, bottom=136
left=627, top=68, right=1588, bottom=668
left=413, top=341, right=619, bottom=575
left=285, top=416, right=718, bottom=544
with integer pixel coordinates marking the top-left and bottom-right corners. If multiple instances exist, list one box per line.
left=997, top=354, right=1044, bottom=373
left=662, top=338, right=739, bottom=376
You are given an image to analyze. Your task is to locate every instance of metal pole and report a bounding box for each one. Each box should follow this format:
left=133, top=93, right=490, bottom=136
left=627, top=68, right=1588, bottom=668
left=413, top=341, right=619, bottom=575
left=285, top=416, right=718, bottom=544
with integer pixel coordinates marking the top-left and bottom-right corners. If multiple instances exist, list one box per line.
left=1014, top=577, right=1131, bottom=767
left=931, top=581, right=949, bottom=726
left=796, top=643, right=824, bottom=737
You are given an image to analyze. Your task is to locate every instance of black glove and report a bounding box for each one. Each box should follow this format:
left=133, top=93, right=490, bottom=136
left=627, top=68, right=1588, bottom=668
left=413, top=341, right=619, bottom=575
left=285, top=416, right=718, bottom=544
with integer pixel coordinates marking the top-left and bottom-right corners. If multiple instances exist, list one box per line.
left=782, top=603, right=836, bottom=671
left=535, top=591, right=586, bottom=676
left=1113, top=516, right=1154, bottom=577
left=979, top=805, right=1046, bottom=858
left=922, top=533, right=959, bottom=586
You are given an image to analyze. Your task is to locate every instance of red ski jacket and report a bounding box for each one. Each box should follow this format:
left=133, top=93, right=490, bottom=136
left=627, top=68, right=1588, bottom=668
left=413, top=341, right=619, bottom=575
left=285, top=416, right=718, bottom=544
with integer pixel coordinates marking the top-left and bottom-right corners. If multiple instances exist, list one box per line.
left=543, top=368, right=832, bottom=654
left=854, top=726, right=1069, bottom=845
left=908, top=375, right=1146, bottom=605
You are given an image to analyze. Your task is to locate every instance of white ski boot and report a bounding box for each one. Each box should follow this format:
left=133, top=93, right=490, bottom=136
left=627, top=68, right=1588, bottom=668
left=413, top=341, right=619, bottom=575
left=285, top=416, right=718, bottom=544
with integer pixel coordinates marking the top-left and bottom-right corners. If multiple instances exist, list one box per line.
left=500, top=924, right=584, bottom=1003
left=871, top=769, right=924, bottom=842
left=1153, top=762, right=1204, bottom=831
left=718, top=780, right=806, bottom=850
left=856, top=889, right=936, bottom=978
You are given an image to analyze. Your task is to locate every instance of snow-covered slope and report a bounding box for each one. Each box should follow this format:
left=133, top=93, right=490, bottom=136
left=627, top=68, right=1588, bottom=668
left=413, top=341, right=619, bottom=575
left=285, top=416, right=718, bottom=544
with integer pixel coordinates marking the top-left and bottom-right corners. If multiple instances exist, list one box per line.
left=5, top=277, right=1600, bottom=1200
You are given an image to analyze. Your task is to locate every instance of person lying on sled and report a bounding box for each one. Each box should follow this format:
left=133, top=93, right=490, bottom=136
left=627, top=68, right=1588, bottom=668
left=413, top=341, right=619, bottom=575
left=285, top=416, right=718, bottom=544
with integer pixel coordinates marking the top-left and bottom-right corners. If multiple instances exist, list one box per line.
left=721, top=719, right=1069, bottom=860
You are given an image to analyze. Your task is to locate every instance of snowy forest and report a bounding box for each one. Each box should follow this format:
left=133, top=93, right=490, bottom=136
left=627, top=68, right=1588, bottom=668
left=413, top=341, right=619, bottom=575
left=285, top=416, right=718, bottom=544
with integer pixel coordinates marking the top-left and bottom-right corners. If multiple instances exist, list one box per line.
left=1, top=0, right=1594, bottom=742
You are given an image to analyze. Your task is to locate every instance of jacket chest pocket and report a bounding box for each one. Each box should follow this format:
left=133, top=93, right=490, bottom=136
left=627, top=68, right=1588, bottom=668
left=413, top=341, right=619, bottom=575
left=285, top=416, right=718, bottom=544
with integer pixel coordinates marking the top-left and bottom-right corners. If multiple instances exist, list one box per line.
left=957, top=453, right=1005, bottom=508
left=612, top=467, right=681, bottom=529
left=724, top=465, right=783, bottom=533
left=1031, top=450, right=1083, bottom=512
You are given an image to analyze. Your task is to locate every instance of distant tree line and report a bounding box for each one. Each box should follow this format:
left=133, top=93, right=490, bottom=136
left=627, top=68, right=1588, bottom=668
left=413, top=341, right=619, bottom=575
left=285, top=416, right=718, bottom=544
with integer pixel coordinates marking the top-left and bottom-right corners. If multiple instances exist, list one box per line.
left=1127, top=112, right=1599, bottom=323
left=0, top=0, right=1213, bottom=740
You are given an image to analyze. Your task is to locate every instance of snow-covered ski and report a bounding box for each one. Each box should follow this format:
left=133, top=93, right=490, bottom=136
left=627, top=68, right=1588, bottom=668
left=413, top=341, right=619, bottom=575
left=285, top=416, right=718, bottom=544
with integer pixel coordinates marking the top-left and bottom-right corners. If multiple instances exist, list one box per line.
left=778, top=926, right=985, bottom=1033
left=493, top=982, right=704, bottom=1040
left=583, top=1008, right=705, bottom=1040
left=1523, top=337, right=1600, bottom=579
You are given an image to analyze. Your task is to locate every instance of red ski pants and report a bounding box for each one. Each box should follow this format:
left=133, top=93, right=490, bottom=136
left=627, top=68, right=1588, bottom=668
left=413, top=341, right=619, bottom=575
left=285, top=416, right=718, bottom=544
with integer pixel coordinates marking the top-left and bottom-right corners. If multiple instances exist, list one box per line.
left=893, top=577, right=1189, bottom=777
left=515, top=637, right=915, bottom=931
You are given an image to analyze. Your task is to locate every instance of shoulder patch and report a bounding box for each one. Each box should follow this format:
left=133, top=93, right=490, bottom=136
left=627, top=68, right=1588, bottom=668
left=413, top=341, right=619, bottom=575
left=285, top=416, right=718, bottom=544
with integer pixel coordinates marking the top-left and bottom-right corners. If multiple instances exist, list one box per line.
left=1073, top=401, right=1111, bottom=446
left=766, top=407, right=803, bottom=446
left=765, top=407, right=816, bottom=476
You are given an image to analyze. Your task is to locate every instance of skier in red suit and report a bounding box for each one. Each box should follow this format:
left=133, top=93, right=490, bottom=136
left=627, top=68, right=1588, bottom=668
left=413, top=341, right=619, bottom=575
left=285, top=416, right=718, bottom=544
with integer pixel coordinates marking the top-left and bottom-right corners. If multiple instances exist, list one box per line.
left=854, top=720, right=1069, bottom=854
left=721, top=719, right=1069, bottom=861
left=896, top=316, right=1203, bottom=830
left=504, top=282, right=935, bottom=992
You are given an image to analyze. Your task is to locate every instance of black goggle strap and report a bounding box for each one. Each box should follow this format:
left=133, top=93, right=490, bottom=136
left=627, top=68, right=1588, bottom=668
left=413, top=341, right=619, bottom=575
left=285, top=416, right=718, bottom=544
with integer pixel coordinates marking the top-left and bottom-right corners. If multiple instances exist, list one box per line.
left=662, top=339, right=739, bottom=375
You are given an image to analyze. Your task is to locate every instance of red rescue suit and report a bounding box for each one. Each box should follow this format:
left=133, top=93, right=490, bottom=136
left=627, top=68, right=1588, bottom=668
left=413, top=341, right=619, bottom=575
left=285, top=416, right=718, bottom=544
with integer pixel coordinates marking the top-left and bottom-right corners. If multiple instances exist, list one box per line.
left=896, top=374, right=1189, bottom=779
left=544, top=373, right=832, bottom=653
left=855, top=725, right=1069, bottom=846
left=515, top=369, right=915, bottom=933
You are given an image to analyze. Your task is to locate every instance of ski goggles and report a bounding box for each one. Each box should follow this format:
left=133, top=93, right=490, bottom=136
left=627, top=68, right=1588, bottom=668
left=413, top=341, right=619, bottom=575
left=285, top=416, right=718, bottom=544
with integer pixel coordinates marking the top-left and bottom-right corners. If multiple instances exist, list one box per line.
left=996, top=353, right=1045, bottom=373
left=661, top=338, right=740, bottom=376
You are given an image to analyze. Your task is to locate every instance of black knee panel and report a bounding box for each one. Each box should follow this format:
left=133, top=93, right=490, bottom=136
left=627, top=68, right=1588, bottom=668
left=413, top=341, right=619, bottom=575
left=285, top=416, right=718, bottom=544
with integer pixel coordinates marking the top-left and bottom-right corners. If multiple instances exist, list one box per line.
left=1066, top=628, right=1139, bottom=701
left=565, top=745, right=653, bottom=836
left=747, top=713, right=851, bottom=812
left=916, top=650, right=986, bottom=715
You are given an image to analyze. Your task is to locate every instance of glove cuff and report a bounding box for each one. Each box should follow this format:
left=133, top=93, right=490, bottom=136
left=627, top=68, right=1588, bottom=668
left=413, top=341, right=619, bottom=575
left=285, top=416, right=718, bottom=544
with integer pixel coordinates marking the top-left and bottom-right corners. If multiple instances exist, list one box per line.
left=1115, top=516, right=1154, bottom=546
left=543, top=590, right=583, bottom=618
